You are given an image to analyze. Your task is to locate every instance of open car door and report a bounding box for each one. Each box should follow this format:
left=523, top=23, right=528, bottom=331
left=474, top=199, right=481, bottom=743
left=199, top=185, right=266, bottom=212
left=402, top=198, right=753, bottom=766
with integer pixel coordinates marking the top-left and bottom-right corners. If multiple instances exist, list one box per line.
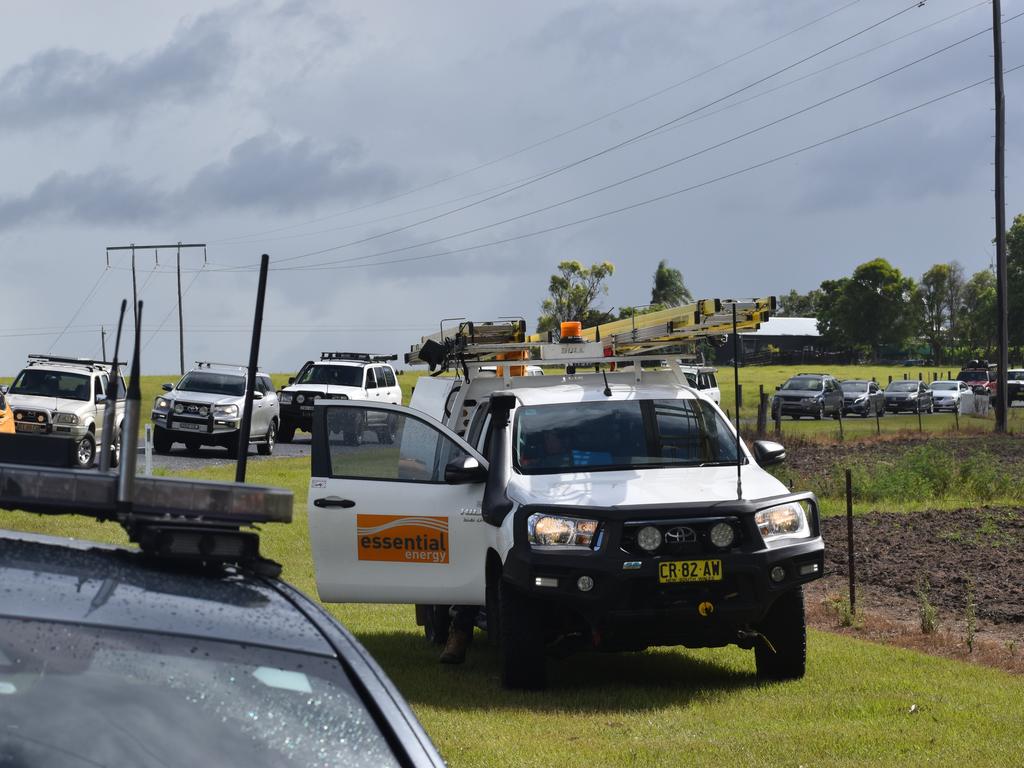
left=309, top=401, right=489, bottom=605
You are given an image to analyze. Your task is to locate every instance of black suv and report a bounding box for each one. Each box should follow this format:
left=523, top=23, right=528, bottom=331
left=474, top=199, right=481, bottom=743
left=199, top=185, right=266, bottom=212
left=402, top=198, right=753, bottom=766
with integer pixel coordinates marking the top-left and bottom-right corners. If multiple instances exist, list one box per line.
left=771, top=374, right=844, bottom=420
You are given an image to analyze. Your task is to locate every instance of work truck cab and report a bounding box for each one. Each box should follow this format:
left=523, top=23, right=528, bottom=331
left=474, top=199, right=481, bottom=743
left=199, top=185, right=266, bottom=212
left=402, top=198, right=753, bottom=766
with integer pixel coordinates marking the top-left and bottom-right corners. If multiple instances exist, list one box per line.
left=307, top=305, right=823, bottom=689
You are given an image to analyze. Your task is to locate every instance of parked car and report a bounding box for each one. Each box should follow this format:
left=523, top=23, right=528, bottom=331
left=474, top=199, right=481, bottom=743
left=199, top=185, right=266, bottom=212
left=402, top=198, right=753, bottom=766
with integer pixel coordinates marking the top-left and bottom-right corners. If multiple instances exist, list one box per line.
left=1007, top=369, right=1024, bottom=406
left=956, top=362, right=998, bottom=396
left=884, top=380, right=933, bottom=413
left=771, top=373, right=843, bottom=420
left=680, top=365, right=721, bottom=405
left=930, top=380, right=971, bottom=412
left=0, top=463, right=444, bottom=768
left=0, top=388, right=13, bottom=434
left=839, top=380, right=885, bottom=417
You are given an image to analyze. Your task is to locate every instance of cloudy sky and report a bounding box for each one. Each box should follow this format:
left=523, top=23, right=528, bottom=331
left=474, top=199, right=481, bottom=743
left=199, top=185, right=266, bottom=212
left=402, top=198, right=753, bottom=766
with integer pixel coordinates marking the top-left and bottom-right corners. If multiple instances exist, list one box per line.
left=1, top=0, right=1021, bottom=374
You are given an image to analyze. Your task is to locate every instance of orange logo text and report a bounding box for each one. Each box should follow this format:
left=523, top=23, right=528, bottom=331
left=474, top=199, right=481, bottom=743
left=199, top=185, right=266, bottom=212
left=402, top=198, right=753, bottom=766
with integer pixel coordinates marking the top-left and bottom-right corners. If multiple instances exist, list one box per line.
left=356, top=514, right=449, bottom=564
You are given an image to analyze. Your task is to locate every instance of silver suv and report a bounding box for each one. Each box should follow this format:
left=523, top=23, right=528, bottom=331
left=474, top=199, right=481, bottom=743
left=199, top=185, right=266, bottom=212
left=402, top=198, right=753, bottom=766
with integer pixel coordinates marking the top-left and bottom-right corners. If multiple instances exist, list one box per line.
left=6, top=355, right=126, bottom=468
left=151, top=363, right=279, bottom=457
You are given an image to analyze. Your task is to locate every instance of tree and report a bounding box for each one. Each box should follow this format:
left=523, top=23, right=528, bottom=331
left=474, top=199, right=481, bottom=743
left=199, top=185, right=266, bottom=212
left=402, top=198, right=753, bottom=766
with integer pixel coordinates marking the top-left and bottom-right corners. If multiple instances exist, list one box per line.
left=650, top=260, right=691, bottom=306
left=1006, top=212, right=1024, bottom=349
left=536, top=260, right=615, bottom=334
left=960, top=269, right=997, bottom=356
left=776, top=289, right=822, bottom=317
left=916, top=264, right=951, bottom=364
left=816, top=259, right=916, bottom=360
left=944, top=261, right=966, bottom=351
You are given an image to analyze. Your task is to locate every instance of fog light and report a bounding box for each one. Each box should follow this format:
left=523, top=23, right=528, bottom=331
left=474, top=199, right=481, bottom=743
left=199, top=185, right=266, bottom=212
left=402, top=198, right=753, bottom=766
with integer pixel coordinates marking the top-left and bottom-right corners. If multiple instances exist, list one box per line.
left=576, top=576, right=594, bottom=592
left=710, top=522, right=735, bottom=548
left=534, top=576, right=558, bottom=588
left=636, top=526, right=662, bottom=552
left=770, top=565, right=786, bottom=583
left=798, top=562, right=820, bottom=576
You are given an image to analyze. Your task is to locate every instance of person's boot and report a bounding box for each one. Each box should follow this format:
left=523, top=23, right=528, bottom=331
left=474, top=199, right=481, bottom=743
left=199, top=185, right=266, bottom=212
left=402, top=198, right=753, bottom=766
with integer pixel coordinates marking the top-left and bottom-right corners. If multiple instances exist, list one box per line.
left=439, top=628, right=470, bottom=664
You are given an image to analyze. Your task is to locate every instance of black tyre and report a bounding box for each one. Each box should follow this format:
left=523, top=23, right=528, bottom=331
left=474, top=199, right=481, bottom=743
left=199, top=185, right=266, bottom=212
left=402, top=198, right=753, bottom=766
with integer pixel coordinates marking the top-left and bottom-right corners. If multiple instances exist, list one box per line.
left=278, top=421, right=296, bottom=443
left=74, top=432, right=96, bottom=469
left=754, top=587, right=807, bottom=681
left=814, top=404, right=824, bottom=420
left=184, top=438, right=202, bottom=456
left=109, top=425, right=123, bottom=468
left=153, top=425, right=173, bottom=455
left=420, top=604, right=451, bottom=646
left=257, top=420, right=277, bottom=456
left=499, top=580, right=546, bottom=690
left=225, top=436, right=241, bottom=460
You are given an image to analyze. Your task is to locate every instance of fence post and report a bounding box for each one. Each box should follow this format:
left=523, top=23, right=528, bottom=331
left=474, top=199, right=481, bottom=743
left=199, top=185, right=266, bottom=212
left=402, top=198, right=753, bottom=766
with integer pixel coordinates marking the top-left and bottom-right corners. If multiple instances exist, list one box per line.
left=757, top=391, right=768, bottom=437
left=846, top=468, right=856, bottom=616
left=144, top=423, right=153, bottom=477
left=773, top=400, right=782, bottom=436
left=888, top=375, right=893, bottom=385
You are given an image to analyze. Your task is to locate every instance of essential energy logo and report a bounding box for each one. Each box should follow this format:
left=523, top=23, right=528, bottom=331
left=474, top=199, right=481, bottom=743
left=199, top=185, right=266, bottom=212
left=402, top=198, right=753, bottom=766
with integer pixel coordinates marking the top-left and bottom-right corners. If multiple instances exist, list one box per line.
left=356, top=514, right=449, bottom=564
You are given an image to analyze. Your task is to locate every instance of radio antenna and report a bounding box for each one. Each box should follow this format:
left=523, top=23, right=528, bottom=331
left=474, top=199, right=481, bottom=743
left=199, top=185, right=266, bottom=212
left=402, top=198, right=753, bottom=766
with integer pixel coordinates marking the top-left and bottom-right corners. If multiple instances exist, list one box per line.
left=117, top=301, right=143, bottom=512
left=98, top=300, right=128, bottom=472
left=236, top=254, right=269, bottom=483
left=732, top=303, right=743, bottom=500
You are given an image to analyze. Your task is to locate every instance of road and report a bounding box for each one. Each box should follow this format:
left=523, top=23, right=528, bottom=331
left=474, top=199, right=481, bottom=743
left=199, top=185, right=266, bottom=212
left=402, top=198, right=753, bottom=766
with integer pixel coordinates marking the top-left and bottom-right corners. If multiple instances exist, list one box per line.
left=140, top=433, right=313, bottom=473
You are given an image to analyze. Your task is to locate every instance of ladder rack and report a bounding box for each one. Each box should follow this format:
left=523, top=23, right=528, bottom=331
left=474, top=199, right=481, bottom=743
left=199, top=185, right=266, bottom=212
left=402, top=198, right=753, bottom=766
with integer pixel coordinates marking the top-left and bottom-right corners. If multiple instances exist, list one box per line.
left=405, top=297, right=775, bottom=369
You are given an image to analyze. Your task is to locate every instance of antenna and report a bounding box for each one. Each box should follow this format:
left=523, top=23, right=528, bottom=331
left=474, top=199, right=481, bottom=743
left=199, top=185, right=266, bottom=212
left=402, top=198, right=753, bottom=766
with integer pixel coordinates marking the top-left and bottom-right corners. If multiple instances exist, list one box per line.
left=732, top=304, right=742, bottom=500
left=117, top=301, right=143, bottom=512
left=601, top=369, right=612, bottom=397
left=98, top=300, right=127, bottom=472
left=236, top=254, right=270, bottom=483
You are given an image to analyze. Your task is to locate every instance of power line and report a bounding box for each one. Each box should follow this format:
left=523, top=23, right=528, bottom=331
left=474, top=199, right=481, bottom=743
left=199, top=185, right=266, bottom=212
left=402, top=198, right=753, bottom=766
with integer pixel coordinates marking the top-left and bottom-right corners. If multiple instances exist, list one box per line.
left=269, top=66, right=1023, bottom=274
left=212, top=0, right=988, bottom=254
left=47, top=268, right=109, bottom=352
left=281, top=18, right=1011, bottom=272
left=142, top=266, right=205, bottom=352
left=211, top=0, right=928, bottom=271
left=210, top=0, right=865, bottom=246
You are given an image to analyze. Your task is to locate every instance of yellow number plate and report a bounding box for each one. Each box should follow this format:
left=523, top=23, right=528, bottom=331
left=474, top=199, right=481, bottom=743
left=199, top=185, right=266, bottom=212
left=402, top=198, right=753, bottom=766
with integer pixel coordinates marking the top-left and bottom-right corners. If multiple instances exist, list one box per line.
left=658, top=559, right=723, bottom=583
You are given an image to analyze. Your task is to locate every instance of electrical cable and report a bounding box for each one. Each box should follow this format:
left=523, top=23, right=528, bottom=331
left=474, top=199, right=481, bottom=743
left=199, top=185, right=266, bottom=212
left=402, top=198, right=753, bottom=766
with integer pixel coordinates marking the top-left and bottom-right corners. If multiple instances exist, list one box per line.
left=211, top=0, right=865, bottom=246
left=269, top=65, right=1023, bottom=274
left=47, top=268, right=110, bottom=352
left=280, top=18, right=1014, bottom=271
left=211, top=0, right=928, bottom=270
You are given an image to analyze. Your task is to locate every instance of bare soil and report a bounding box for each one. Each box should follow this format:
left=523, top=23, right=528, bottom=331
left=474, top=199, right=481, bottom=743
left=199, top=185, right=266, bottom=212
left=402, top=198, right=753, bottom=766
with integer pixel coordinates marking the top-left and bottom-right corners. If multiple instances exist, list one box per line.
left=776, top=432, right=1024, bottom=673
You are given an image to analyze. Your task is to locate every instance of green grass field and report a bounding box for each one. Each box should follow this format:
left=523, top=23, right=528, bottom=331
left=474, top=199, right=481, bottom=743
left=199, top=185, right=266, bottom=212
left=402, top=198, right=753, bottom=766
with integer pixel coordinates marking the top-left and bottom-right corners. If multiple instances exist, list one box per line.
left=5, top=453, right=1023, bottom=766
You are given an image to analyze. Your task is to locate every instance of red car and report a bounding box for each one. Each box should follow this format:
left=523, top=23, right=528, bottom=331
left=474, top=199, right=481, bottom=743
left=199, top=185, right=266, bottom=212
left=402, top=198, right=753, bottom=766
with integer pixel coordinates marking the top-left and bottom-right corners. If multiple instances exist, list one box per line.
left=956, top=364, right=998, bottom=397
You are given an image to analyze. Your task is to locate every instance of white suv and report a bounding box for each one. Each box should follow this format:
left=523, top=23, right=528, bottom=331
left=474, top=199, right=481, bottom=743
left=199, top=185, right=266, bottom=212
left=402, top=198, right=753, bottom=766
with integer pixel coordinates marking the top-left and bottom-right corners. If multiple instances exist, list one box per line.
left=278, top=353, right=402, bottom=443
left=306, top=362, right=823, bottom=689
left=151, top=364, right=279, bottom=457
left=6, top=355, right=126, bottom=468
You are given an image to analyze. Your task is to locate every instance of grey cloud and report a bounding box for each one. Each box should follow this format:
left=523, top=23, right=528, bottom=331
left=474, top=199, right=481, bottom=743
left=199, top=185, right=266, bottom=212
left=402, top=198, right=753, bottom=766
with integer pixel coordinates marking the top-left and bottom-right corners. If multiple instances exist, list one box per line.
left=0, top=11, right=235, bottom=129
left=183, top=133, right=402, bottom=214
left=0, top=169, right=164, bottom=229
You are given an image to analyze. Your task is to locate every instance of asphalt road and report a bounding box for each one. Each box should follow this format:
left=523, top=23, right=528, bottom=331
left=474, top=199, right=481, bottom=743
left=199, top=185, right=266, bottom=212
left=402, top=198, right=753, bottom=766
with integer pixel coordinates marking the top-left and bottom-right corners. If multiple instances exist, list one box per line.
left=140, top=432, right=313, bottom=473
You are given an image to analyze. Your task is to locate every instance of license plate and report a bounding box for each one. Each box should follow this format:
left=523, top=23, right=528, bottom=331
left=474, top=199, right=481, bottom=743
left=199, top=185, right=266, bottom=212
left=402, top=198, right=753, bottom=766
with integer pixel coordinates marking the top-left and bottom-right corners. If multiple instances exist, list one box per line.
left=301, top=405, right=314, bottom=411
left=658, top=559, right=723, bottom=583
left=176, top=422, right=205, bottom=432
left=15, top=423, right=46, bottom=433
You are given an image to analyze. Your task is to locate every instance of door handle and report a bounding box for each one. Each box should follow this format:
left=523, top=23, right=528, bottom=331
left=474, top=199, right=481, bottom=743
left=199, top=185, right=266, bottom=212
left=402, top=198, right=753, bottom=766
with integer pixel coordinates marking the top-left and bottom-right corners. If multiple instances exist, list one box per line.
left=314, top=497, right=356, bottom=508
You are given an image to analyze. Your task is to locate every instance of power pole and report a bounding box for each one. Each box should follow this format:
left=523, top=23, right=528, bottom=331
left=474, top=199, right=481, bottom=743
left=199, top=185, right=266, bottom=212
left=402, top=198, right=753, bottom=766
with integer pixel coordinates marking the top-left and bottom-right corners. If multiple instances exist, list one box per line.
left=177, top=243, right=185, bottom=376
left=106, top=242, right=206, bottom=373
left=993, top=0, right=1009, bottom=433
left=100, top=325, right=107, bottom=360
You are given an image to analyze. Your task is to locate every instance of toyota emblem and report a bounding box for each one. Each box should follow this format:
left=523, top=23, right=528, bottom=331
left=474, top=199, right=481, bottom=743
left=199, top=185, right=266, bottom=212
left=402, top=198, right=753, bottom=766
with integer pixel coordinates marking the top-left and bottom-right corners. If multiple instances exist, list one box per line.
left=664, top=526, right=697, bottom=544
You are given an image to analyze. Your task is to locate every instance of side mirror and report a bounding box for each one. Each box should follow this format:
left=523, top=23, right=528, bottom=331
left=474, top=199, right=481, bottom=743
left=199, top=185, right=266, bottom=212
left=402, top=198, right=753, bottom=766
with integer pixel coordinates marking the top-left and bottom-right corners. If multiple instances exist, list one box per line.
left=752, top=440, right=786, bottom=467
left=162, top=383, right=174, bottom=392
left=444, top=456, right=488, bottom=484
left=0, top=385, right=8, bottom=395
left=252, top=390, right=264, bottom=400
left=288, top=377, right=296, bottom=385
left=775, top=385, right=781, bottom=391
left=95, top=393, right=108, bottom=404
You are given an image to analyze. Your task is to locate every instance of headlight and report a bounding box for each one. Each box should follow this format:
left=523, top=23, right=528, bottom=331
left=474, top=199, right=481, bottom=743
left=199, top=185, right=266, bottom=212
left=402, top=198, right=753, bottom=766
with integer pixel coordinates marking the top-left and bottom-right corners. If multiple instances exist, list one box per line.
left=296, top=394, right=305, bottom=404
left=174, top=403, right=184, bottom=414
left=154, top=397, right=171, bottom=411
left=636, top=525, right=662, bottom=551
left=527, top=513, right=599, bottom=548
left=709, top=522, right=736, bottom=548
left=54, top=413, right=79, bottom=425
left=279, top=393, right=293, bottom=404
left=855, top=395, right=867, bottom=403
left=213, top=404, right=239, bottom=418
left=754, top=502, right=810, bottom=542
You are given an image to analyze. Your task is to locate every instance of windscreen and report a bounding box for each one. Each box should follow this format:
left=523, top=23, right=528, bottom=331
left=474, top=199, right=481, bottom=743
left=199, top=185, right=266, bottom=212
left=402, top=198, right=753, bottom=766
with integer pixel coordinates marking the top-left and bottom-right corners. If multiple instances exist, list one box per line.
left=177, top=372, right=246, bottom=396
left=1008, top=371, right=1024, bottom=381
left=840, top=381, right=868, bottom=393
left=780, top=377, right=822, bottom=391
left=0, top=619, right=400, bottom=768
left=9, top=370, right=90, bottom=400
left=514, top=398, right=740, bottom=474
left=296, top=365, right=362, bottom=387
left=957, top=370, right=989, bottom=382
left=887, top=381, right=918, bottom=392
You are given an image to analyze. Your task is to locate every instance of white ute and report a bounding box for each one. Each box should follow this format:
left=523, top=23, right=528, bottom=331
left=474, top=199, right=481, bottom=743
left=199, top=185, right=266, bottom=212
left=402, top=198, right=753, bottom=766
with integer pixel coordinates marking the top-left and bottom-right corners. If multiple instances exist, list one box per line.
left=307, top=302, right=824, bottom=689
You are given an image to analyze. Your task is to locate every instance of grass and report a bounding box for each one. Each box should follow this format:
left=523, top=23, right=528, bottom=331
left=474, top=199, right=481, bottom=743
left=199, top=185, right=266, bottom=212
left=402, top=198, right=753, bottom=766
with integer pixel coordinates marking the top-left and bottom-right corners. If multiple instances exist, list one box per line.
left=5, top=456, right=1024, bottom=766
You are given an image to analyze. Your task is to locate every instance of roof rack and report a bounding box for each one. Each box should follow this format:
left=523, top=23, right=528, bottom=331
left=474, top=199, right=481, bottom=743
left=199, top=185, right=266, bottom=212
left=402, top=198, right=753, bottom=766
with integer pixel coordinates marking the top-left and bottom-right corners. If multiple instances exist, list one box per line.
left=26, top=354, right=124, bottom=371
left=405, top=298, right=775, bottom=371
left=195, top=361, right=249, bottom=372
left=320, top=352, right=398, bottom=362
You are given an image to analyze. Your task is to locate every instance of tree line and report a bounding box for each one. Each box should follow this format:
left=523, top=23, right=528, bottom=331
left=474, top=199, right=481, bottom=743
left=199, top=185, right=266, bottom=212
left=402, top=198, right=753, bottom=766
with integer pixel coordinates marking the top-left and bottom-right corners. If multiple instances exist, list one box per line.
left=777, top=213, right=1024, bottom=364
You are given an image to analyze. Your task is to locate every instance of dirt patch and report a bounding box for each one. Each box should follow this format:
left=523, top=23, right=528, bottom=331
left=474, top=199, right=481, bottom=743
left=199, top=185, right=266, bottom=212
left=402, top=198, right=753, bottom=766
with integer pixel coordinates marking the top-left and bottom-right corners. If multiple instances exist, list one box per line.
left=808, top=507, right=1024, bottom=673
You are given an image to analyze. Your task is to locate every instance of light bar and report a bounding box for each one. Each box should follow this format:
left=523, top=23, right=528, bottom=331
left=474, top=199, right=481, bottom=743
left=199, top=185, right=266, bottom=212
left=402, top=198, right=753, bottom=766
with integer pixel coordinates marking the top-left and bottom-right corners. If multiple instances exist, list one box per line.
left=0, top=463, right=293, bottom=525
left=320, top=352, right=398, bottom=362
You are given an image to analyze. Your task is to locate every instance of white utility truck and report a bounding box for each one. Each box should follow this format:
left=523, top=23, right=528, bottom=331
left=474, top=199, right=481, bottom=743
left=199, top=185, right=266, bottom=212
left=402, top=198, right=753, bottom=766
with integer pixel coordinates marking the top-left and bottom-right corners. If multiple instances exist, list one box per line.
left=307, top=300, right=824, bottom=689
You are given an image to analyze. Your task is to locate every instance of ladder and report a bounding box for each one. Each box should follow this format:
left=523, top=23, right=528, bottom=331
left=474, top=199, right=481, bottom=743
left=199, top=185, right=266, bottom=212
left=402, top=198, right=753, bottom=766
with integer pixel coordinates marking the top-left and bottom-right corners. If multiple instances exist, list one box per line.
left=406, top=297, right=775, bottom=369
